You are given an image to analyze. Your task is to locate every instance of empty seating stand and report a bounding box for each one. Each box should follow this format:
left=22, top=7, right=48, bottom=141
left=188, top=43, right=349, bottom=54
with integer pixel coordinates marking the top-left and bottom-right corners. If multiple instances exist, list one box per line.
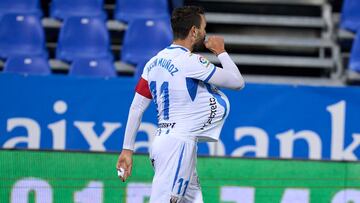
left=189, top=0, right=341, bottom=78
left=0, top=0, right=347, bottom=82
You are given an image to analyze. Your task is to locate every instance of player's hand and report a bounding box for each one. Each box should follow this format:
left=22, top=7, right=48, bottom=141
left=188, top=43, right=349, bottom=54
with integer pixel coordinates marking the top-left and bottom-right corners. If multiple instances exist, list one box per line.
left=116, top=149, right=133, bottom=182
left=204, top=36, right=226, bottom=56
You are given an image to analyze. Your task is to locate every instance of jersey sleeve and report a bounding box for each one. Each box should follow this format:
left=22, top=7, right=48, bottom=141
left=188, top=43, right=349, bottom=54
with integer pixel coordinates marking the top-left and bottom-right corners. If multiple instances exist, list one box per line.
left=181, top=53, right=217, bottom=82
left=135, top=77, right=152, bottom=99
left=135, top=58, right=154, bottom=99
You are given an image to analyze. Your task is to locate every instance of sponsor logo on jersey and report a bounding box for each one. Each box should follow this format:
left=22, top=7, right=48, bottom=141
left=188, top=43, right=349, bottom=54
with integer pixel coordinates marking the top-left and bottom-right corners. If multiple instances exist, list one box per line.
left=158, top=122, right=176, bottom=128
left=201, top=97, right=217, bottom=129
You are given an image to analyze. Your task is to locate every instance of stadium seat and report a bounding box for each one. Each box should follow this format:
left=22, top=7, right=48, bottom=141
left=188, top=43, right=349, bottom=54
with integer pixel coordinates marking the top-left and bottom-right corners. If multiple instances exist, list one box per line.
left=56, top=17, right=113, bottom=62
left=0, top=14, right=47, bottom=59
left=69, top=58, right=116, bottom=77
left=121, top=17, right=172, bottom=66
left=114, top=0, right=170, bottom=23
left=0, top=0, right=42, bottom=18
left=4, top=56, right=51, bottom=75
left=349, top=32, right=360, bottom=72
left=50, top=0, right=106, bottom=21
left=170, top=0, right=184, bottom=9
left=134, top=61, right=148, bottom=79
left=340, top=0, right=360, bottom=32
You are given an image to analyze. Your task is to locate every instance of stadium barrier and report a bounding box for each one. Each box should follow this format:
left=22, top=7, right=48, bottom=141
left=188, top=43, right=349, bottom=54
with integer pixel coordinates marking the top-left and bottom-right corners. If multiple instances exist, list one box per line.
left=0, top=150, right=359, bottom=203
left=1, top=74, right=360, bottom=160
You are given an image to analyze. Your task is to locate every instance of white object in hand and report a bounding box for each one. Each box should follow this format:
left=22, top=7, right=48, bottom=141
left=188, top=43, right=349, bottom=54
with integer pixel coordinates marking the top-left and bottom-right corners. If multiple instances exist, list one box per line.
left=117, top=168, right=125, bottom=178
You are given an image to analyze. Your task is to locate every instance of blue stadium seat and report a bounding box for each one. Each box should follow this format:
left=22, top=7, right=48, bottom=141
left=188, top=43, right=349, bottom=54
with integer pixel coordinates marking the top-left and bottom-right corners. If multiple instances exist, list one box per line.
left=170, top=0, right=184, bottom=9
left=340, top=0, right=360, bottom=32
left=349, top=32, right=360, bottom=72
left=4, top=56, right=51, bottom=75
left=134, top=61, right=147, bottom=80
left=50, top=0, right=106, bottom=21
left=114, top=0, right=170, bottom=23
left=0, top=0, right=42, bottom=18
left=0, top=14, right=47, bottom=59
left=121, top=17, right=172, bottom=66
left=69, top=58, right=116, bottom=77
left=56, top=17, right=113, bottom=62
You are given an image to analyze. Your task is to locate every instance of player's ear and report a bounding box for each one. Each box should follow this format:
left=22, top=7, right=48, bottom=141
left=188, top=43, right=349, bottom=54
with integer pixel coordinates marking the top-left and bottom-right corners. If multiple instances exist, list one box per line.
left=190, top=26, right=197, bottom=38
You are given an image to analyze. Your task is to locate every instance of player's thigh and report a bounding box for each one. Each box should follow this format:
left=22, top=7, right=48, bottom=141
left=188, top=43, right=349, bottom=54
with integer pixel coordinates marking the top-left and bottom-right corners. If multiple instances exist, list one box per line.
left=149, top=135, right=197, bottom=202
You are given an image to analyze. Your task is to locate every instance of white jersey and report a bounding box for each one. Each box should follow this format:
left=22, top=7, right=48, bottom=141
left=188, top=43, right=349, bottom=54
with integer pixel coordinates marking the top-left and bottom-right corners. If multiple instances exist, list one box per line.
left=141, top=44, right=230, bottom=142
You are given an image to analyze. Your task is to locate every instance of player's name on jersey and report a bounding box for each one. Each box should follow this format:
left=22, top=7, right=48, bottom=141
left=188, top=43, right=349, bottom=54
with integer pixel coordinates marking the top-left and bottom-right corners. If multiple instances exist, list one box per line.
left=147, top=58, right=179, bottom=76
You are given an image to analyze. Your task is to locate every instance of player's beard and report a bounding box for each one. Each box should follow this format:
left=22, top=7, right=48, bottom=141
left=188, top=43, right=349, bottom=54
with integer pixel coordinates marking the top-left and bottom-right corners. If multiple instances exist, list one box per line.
left=192, top=35, right=206, bottom=52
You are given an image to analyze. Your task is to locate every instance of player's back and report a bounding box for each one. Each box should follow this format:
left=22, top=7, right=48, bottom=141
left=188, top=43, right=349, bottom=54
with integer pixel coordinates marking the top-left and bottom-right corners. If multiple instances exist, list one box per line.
left=142, top=44, right=230, bottom=142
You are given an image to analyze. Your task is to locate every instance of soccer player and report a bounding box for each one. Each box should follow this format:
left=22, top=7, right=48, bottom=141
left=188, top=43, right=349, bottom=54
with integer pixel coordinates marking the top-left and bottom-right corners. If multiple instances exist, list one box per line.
left=116, top=6, right=245, bottom=203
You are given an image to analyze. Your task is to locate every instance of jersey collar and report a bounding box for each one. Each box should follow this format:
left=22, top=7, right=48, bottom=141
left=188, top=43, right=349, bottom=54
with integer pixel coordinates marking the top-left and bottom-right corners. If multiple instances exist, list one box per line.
left=166, top=44, right=189, bottom=52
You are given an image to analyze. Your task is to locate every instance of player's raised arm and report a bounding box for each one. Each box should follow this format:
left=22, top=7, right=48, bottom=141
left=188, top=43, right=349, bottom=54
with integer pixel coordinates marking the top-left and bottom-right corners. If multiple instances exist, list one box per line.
left=204, top=35, right=245, bottom=90
left=116, top=78, right=152, bottom=182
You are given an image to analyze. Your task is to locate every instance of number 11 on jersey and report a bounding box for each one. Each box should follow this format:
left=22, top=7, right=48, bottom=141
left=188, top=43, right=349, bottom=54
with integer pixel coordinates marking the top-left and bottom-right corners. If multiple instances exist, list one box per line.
left=150, top=81, right=170, bottom=120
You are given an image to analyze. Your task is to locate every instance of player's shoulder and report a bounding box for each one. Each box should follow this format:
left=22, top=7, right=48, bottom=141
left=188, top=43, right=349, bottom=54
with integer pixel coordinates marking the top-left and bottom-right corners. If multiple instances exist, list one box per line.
left=182, top=52, right=203, bottom=59
left=180, top=52, right=213, bottom=68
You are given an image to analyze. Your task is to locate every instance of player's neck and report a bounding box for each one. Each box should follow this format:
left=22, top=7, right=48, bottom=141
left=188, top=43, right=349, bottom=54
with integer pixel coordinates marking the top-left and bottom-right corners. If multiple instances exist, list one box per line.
left=172, top=40, right=193, bottom=52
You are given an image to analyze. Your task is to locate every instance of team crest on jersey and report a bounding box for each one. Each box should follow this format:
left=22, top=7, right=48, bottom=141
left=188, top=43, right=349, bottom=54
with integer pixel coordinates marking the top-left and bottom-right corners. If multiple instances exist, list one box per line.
left=198, top=56, right=211, bottom=67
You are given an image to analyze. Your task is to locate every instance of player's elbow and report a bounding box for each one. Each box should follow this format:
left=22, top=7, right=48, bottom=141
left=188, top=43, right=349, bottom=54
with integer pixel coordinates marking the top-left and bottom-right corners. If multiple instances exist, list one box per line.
left=231, top=76, right=245, bottom=90
left=232, top=82, right=245, bottom=90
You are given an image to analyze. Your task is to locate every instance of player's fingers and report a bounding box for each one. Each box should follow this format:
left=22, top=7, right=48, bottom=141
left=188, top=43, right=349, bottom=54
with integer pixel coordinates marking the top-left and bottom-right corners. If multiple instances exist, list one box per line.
left=116, top=155, right=125, bottom=169
left=124, top=164, right=131, bottom=178
left=122, top=170, right=130, bottom=182
left=128, top=165, right=132, bottom=176
left=118, top=163, right=130, bottom=182
left=209, top=36, right=223, bottom=43
left=204, top=41, right=214, bottom=50
left=204, top=40, right=210, bottom=48
left=116, top=162, right=127, bottom=182
left=117, top=162, right=125, bottom=171
left=119, top=175, right=124, bottom=182
left=119, top=170, right=127, bottom=182
left=122, top=170, right=127, bottom=181
left=117, top=171, right=125, bottom=182
left=116, top=160, right=122, bottom=169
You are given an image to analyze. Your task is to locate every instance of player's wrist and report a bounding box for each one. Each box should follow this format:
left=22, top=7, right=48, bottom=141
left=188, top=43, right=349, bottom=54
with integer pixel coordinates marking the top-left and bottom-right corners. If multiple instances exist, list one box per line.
left=121, top=149, right=134, bottom=155
left=215, top=49, right=226, bottom=56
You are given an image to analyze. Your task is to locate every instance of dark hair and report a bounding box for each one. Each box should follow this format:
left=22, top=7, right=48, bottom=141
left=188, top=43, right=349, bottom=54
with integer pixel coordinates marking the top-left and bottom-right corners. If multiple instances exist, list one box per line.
left=171, top=6, right=205, bottom=40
